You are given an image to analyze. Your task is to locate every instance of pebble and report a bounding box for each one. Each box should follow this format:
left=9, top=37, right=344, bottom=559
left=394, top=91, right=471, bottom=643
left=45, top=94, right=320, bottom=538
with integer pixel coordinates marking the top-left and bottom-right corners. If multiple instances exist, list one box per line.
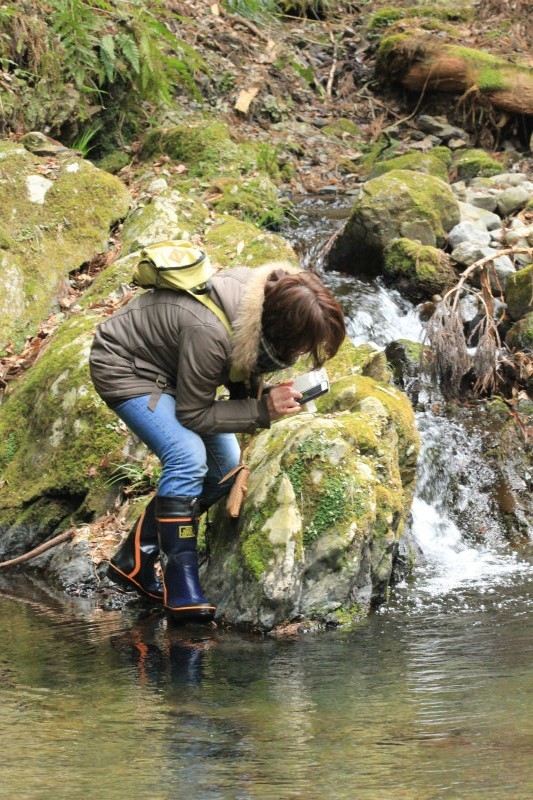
left=496, top=186, right=532, bottom=217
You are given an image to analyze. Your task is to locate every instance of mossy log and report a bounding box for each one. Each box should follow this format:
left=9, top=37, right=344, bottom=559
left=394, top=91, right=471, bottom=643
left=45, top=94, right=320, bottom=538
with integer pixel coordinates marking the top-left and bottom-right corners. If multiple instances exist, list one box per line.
left=376, top=34, right=533, bottom=116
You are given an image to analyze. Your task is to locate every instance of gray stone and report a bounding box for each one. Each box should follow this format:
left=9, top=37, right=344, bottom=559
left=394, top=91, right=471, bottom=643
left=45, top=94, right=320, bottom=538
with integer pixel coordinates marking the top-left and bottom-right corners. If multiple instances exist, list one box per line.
left=467, top=192, right=499, bottom=212
left=459, top=201, right=501, bottom=230
left=448, top=221, right=491, bottom=248
left=496, top=186, right=532, bottom=217
left=447, top=138, right=468, bottom=150
left=451, top=241, right=487, bottom=266
left=451, top=181, right=467, bottom=200
left=416, top=115, right=467, bottom=140
left=458, top=294, right=480, bottom=323
left=487, top=172, right=530, bottom=188
left=490, top=228, right=504, bottom=243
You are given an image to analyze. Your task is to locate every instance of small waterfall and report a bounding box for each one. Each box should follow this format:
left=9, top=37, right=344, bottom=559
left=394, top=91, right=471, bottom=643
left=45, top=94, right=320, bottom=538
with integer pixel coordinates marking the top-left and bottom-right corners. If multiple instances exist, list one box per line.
left=409, top=411, right=529, bottom=600
left=285, top=198, right=531, bottom=605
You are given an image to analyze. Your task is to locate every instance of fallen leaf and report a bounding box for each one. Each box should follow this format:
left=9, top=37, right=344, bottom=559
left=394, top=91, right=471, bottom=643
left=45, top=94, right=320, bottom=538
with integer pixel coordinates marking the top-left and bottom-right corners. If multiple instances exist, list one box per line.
left=234, top=87, right=259, bottom=114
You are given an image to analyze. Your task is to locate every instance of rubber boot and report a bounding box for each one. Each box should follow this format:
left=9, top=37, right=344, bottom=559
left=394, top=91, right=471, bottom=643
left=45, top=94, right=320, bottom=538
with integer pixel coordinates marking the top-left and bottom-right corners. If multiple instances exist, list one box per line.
left=108, top=496, right=164, bottom=602
left=156, top=495, right=216, bottom=623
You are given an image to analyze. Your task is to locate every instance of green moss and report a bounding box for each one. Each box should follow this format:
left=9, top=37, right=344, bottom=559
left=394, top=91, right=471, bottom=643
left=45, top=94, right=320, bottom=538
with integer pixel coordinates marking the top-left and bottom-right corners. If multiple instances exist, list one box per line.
left=95, top=151, right=131, bottom=175
left=208, top=175, right=289, bottom=229
left=368, top=7, right=404, bottom=29
left=369, top=4, right=472, bottom=30
left=140, top=121, right=239, bottom=178
left=369, top=147, right=451, bottom=181
left=452, top=148, right=505, bottom=180
left=321, top=119, right=362, bottom=138
left=0, top=312, right=125, bottom=511
left=505, top=312, right=533, bottom=353
left=329, top=603, right=366, bottom=627
left=384, top=237, right=456, bottom=294
left=0, top=150, right=130, bottom=352
left=204, top=215, right=297, bottom=267
left=505, top=264, right=533, bottom=321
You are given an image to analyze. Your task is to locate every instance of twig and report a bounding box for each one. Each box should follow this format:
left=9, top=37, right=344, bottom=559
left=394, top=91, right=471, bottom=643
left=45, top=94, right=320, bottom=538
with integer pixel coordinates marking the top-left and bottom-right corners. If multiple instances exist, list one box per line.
left=0, top=530, right=75, bottom=569
left=225, top=13, right=273, bottom=42
left=326, top=30, right=338, bottom=98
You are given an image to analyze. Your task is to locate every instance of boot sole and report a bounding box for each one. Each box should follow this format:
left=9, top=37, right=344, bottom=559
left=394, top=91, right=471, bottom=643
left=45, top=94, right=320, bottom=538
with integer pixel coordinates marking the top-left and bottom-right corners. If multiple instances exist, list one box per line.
left=165, top=604, right=216, bottom=624
left=107, top=563, right=164, bottom=603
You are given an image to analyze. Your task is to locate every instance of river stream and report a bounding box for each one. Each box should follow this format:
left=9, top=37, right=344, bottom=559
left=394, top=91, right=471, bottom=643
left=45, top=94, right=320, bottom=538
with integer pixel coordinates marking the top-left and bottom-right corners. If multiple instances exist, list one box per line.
left=0, top=199, right=531, bottom=800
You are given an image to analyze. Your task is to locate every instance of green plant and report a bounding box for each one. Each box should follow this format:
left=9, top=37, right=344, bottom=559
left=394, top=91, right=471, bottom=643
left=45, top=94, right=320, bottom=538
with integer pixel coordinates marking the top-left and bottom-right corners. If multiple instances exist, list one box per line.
left=222, top=0, right=278, bottom=22
left=105, top=456, right=161, bottom=496
left=70, top=121, right=104, bottom=157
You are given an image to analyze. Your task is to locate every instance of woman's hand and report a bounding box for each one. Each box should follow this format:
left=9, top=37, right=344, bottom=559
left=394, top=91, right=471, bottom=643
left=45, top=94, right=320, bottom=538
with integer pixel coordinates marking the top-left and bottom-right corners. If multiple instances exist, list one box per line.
left=266, top=381, right=302, bottom=420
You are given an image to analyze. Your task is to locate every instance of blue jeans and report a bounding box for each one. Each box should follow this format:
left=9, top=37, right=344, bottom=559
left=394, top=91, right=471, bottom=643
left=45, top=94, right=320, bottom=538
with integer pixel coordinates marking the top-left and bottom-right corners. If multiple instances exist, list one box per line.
left=114, top=393, right=241, bottom=506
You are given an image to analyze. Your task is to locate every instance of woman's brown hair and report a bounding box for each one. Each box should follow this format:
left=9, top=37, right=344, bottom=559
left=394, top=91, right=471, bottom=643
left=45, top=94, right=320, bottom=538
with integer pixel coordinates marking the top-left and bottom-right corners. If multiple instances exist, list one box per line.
left=261, top=270, right=346, bottom=368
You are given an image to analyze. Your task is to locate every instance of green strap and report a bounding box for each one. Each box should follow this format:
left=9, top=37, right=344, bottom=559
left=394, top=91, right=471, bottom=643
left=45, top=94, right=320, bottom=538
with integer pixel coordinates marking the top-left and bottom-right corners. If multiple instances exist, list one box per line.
left=190, top=292, right=233, bottom=335
left=187, top=291, right=246, bottom=383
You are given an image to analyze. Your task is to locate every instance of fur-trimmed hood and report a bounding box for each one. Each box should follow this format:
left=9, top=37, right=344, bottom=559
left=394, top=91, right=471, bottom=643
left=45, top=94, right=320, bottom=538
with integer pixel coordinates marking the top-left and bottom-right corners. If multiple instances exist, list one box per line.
left=229, top=261, right=301, bottom=376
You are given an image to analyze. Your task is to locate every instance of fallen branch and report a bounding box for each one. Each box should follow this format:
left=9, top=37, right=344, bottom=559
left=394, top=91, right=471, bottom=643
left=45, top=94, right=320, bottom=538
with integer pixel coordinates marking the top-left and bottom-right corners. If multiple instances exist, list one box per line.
left=0, top=529, right=75, bottom=569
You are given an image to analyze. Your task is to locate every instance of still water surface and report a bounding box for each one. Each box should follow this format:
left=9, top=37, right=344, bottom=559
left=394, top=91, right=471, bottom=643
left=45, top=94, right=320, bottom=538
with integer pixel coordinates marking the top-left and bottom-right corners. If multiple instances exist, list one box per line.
left=1, top=559, right=532, bottom=800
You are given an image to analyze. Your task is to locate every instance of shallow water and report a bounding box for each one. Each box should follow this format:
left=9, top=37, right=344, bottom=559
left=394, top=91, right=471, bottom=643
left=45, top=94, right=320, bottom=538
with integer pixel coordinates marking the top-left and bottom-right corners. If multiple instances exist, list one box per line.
left=1, top=562, right=532, bottom=800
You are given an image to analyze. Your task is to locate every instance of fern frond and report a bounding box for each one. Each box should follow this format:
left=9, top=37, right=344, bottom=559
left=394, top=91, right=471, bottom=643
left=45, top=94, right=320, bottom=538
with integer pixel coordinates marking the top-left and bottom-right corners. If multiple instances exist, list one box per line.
left=117, top=32, right=140, bottom=75
left=100, top=33, right=116, bottom=83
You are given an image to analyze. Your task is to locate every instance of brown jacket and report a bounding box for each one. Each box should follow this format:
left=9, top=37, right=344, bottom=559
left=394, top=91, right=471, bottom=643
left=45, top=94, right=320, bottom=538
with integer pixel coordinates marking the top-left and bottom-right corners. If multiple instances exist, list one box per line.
left=89, top=263, right=296, bottom=434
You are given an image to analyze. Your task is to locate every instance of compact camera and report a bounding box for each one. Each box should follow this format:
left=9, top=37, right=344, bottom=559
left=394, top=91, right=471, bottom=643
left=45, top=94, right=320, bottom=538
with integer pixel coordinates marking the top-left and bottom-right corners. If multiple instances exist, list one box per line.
left=292, top=369, right=330, bottom=408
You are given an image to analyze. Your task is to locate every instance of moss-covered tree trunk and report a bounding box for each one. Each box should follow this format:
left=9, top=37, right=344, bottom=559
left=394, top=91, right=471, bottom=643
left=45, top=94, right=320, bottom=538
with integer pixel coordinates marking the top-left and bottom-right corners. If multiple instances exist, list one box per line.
left=376, top=34, right=533, bottom=116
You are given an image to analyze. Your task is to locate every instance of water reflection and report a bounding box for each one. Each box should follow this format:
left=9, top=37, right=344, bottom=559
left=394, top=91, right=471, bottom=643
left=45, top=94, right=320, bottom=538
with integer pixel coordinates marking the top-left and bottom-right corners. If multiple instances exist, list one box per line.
left=1, top=570, right=532, bottom=800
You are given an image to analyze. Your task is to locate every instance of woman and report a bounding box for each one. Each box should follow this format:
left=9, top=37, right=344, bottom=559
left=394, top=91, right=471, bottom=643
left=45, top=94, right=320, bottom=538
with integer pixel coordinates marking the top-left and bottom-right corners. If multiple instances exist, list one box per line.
left=89, top=258, right=345, bottom=623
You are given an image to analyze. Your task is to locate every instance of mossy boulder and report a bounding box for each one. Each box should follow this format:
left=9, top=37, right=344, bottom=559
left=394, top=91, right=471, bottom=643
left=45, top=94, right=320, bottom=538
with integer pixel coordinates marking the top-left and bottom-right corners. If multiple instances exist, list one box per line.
left=140, top=121, right=241, bottom=178
left=204, top=369, right=419, bottom=630
left=120, top=190, right=211, bottom=254
left=384, top=237, right=457, bottom=298
left=505, top=264, right=533, bottom=321
left=0, top=311, right=129, bottom=558
left=325, top=169, right=460, bottom=275
left=452, top=148, right=506, bottom=180
left=204, top=216, right=297, bottom=267
left=368, top=147, right=451, bottom=181
left=505, top=312, right=533, bottom=353
left=207, top=175, right=288, bottom=229
left=0, top=140, right=131, bottom=353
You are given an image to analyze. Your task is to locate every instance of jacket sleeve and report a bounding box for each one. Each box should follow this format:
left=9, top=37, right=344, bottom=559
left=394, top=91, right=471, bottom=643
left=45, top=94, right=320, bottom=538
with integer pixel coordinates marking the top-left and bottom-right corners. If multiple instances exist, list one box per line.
left=174, top=324, right=271, bottom=434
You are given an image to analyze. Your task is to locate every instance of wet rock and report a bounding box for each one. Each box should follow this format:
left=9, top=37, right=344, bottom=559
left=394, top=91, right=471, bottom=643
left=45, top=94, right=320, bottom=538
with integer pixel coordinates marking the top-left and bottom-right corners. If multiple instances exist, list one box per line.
left=451, top=241, right=489, bottom=266
left=466, top=191, right=499, bottom=212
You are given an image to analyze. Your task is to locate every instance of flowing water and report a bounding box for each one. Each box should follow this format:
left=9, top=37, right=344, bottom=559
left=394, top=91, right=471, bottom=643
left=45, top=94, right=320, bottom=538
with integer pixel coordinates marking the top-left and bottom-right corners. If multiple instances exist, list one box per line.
left=1, top=199, right=532, bottom=800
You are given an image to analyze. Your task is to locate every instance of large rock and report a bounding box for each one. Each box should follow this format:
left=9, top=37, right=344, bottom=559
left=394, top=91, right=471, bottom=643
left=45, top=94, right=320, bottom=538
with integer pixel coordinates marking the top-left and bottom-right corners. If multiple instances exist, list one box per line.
left=505, top=264, right=533, bottom=321
left=325, top=170, right=460, bottom=275
left=383, top=238, right=457, bottom=299
left=204, top=366, right=420, bottom=629
left=0, top=140, right=131, bottom=352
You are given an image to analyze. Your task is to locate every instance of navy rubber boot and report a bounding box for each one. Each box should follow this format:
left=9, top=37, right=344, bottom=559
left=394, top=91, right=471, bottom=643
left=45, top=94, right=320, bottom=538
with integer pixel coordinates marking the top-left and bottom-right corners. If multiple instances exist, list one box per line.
left=108, top=496, right=164, bottom=602
left=156, top=495, right=216, bottom=623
